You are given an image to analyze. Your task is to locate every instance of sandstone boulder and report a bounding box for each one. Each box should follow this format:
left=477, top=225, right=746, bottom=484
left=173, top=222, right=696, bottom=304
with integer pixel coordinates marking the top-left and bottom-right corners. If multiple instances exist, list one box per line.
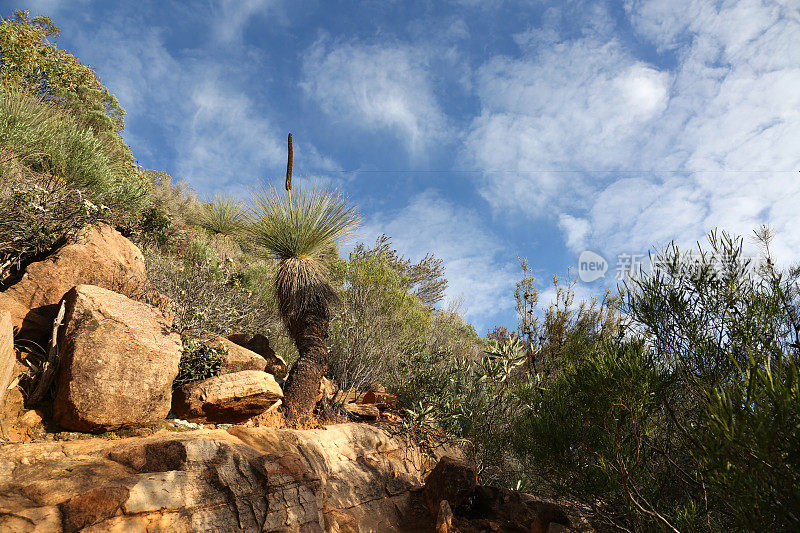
left=200, top=334, right=268, bottom=374
left=171, top=370, right=283, bottom=423
left=344, top=403, right=380, bottom=420
left=457, top=485, right=572, bottom=533
left=0, top=293, right=50, bottom=342
left=423, top=456, right=477, bottom=516
left=5, top=223, right=145, bottom=313
left=361, top=390, right=399, bottom=411
left=318, top=376, right=338, bottom=403
left=226, top=332, right=287, bottom=378
left=53, top=285, right=181, bottom=432
left=0, top=311, right=14, bottom=410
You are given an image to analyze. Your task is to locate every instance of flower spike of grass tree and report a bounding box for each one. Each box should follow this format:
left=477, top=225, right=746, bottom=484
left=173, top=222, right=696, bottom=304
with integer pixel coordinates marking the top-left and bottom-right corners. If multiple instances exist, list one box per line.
left=246, top=134, right=361, bottom=421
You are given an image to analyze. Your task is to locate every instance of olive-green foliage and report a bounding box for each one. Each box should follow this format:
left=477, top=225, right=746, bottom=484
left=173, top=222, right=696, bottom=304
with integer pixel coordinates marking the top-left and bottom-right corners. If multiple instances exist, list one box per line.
left=0, top=164, right=97, bottom=283
left=194, top=193, right=245, bottom=237
left=516, top=262, right=621, bottom=377
left=174, top=338, right=227, bottom=387
left=238, top=259, right=299, bottom=365
left=327, top=239, right=432, bottom=392
left=369, top=234, right=448, bottom=307
left=512, top=340, right=673, bottom=530
left=400, top=335, right=526, bottom=486
left=512, top=228, right=800, bottom=532
left=138, top=205, right=173, bottom=247
left=1, top=10, right=126, bottom=134
left=698, top=350, right=800, bottom=529
left=0, top=88, right=147, bottom=212
left=143, top=237, right=282, bottom=337
left=142, top=169, right=198, bottom=226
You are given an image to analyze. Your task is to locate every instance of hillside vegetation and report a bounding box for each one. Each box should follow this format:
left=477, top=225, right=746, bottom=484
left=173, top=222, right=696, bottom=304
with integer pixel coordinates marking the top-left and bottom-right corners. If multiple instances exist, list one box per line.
left=1, top=10, right=798, bottom=531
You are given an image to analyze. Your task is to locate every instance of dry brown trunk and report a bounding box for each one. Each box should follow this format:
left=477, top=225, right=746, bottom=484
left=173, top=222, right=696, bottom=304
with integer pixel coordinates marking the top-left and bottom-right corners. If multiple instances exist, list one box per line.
left=283, top=310, right=329, bottom=421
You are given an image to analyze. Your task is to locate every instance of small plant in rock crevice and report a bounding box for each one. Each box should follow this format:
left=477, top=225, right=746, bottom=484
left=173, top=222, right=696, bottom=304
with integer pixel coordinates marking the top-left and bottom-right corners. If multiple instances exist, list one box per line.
left=174, top=338, right=228, bottom=388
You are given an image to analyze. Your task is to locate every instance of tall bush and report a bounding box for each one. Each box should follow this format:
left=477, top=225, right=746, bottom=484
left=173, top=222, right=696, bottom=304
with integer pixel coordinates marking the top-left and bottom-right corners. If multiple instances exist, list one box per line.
left=511, top=229, right=800, bottom=531
left=327, top=239, right=432, bottom=393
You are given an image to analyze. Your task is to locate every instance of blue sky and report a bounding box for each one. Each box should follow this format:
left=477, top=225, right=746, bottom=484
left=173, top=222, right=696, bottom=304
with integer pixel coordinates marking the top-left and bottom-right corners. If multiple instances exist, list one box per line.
left=4, top=0, right=800, bottom=333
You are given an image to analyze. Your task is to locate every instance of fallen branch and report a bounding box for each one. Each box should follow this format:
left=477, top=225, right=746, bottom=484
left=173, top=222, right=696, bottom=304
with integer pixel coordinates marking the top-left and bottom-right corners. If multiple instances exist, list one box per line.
left=28, top=300, right=66, bottom=404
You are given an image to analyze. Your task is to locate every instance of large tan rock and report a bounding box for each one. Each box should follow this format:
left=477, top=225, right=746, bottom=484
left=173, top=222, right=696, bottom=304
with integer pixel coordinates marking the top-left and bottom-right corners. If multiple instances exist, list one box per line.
left=0, top=293, right=50, bottom=342
left=0, top=424, right=582, bottom=532
left=171, top=370, right=283, bottom=423
left=0, top=424, right=432, bottom=532
left=53, top=285, right=181, bottom=432
left=344, top=403, right=380, bottom=420
left=226, top=332, right=287, bottom=378
left=0, top=311, right=14, bottom=411
left=2, top=224, right=146, bottom=336
left=200, top=334, right=269, bottom=375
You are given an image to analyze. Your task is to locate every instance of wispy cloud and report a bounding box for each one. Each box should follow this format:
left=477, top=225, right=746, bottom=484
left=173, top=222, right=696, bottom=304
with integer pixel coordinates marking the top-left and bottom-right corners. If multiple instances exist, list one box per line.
left=466, top=0, right=800, bottom=267
left=179, top=79, right=283, bottom=191
left=64, top=8, right=337, bottom=194
left=466, top=37, right=671, bottom=215
left=301, top=39, right=449, bottom=158
left=211, top=0, right=283, bottom=44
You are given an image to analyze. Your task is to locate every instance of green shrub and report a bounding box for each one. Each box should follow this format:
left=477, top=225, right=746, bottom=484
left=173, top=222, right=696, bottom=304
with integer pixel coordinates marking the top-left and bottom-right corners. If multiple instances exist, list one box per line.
left=0, top=88, right=147, bottom=212
left=508, top=228, right=800, bottom=531
left=193, top=193, right=245, bottom=237
left=0, top=165, right=97, bottom=283
left=174, top=338, right=227, bottom=387
left=142, top=237, right=283, bottom=337
left=327, top=239, right=432, bottom=392
left=138, top=205, right=173, bottom=246
left=1, top=10, right=126, bottom=134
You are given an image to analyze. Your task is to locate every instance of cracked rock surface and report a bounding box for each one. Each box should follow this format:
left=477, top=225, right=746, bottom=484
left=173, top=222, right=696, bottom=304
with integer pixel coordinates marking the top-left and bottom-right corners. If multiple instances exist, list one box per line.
left=0, top=423, right=431, bottom=532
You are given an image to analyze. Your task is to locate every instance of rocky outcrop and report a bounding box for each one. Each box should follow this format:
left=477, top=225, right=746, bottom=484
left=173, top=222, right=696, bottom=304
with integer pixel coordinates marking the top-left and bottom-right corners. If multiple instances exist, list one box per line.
left=0, top=293, right=50, bottom=342
left=5, top=224, right=145, bottom=313
left=344, top=403, right=380, bottom=420
left=53, top=285, right=182, bottom=432
left=0, top=423, right=431, bottom=532
left=456, top=486, right=572, bottom=533
left=227, top=332, right=287, bottom=378
left=171, top=370, right=283, bottom=423
left=361, top=390, right=399, bottom=411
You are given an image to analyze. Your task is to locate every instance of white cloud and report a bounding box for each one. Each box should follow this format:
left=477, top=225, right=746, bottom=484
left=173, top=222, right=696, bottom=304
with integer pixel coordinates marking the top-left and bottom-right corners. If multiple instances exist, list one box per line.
left=466, top=1, right=800, bottom=270
left=179, top=80, right=284, bottom=191
left=558, top=214, right=591, bottom=252
left=361, top=190, right=517, bottom=331
left=211, top=0, right=282, bottom=43
left=466, top=38, right=672, bottom=214
left=301, top=39, right=448, bottom=157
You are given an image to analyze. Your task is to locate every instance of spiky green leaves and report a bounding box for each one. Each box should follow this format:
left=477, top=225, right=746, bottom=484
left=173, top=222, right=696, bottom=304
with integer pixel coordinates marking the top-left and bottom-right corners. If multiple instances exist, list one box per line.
left=194, top=193, right=245, bottom=236
left=244, top=182, right=360, bottom=336
left=245, top=183, right=360, bottom=262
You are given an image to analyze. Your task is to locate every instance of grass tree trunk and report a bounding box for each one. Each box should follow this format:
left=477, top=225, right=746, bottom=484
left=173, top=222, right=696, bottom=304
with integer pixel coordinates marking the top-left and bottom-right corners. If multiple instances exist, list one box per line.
left=283, top=310, right=329, bottom=420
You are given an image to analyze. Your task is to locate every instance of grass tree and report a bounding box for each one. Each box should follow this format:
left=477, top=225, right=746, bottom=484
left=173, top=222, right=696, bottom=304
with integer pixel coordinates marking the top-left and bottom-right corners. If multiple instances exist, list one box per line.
left=245, top=181, right=360, bottom=420
left=194, top=193, right=245, bottom=237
